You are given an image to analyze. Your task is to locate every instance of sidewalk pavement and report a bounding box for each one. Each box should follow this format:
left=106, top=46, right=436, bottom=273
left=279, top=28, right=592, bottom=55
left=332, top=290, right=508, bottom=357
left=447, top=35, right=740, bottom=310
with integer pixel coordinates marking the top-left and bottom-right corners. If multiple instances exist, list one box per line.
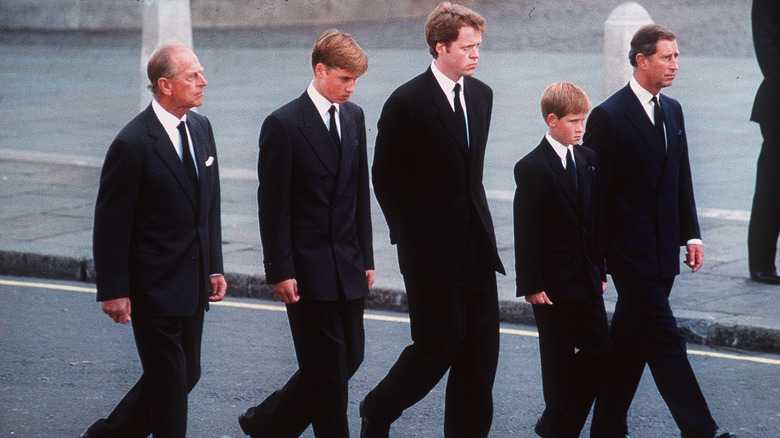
left=1, top=27, right=778, bottom=354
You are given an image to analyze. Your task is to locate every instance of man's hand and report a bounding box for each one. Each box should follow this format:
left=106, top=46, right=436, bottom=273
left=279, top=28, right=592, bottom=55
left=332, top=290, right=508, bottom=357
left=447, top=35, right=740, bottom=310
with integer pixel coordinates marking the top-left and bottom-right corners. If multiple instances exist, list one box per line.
left=365, top=270, right=375, bottom=289
left=684, top=243, right=704, bottom=272
left=209, top=275, right=228, bottom=302
left=602, top=282, right=608, bottom=293
left=525, top=291, right=553, bottom=306
left=102, top=297, right=131, bottom=324
left=274, top=279, right=299, bottom=304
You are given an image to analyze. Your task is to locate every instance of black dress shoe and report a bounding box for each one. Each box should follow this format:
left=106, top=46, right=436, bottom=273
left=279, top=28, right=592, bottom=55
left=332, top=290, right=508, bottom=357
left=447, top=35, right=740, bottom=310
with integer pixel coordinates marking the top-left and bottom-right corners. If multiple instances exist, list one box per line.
left=238, top=407, right=261, bottom=437
left=750, top=270, right=780, bottom=284
left=533, top=416, right=548, bottom=437
left=359, top=400, right=390, bottom=438
left=714, top=430, right=737, bottom=438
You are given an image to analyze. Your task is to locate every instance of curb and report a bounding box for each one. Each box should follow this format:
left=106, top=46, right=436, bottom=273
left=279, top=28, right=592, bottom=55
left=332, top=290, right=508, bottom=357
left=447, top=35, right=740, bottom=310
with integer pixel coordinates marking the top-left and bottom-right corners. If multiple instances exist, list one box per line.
left=1, top=249, right=777, bottom=354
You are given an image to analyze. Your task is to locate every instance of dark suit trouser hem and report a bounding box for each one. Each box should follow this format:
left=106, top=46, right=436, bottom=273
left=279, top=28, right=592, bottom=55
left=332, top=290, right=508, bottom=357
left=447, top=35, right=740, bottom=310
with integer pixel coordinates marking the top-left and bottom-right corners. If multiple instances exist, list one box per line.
left=533, top=294, right=611, bottom=438
left=85, top=309, right=205, bottom=438
left=748, top=122, right=780, bottom=273
left=362, top=273, right=499, bottom=438
left=244, top=298, right=365, bottom=438
left=590, top=276, right=717, bottom=438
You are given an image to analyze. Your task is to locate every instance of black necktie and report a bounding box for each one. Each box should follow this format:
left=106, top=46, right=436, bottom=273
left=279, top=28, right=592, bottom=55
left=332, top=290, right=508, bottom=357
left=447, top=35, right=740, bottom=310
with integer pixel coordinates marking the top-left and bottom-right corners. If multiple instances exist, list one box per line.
left=177, top=121, right=199, bottom=192
left=652, top=95, right=666, bottom=151
left=328, top=105, right=341, bottom=156
left=566, top=147, right=578, bottom=194
left=453, top=83, right=468, bottom=148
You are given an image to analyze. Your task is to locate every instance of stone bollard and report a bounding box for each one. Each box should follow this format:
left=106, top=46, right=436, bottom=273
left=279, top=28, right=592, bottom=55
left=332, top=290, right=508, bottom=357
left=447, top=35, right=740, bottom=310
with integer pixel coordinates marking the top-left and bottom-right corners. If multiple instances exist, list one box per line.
left=602, top=2, right=653, bottom=98
left=140, top=0, right=194, bottom=110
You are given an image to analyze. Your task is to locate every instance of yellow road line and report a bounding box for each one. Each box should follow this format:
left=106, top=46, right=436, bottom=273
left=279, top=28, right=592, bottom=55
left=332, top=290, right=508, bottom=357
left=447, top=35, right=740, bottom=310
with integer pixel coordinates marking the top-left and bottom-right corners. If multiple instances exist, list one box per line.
left=3, top=278, right=777, bottom=365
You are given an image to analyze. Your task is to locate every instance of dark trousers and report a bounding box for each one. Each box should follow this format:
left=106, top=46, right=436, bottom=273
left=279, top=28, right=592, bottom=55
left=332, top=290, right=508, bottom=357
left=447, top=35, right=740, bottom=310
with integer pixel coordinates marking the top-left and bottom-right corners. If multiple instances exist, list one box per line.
left=361, top=270, right=499, bottom=438
left=84, top=308, right=205, bottom=438
left=748, top=122, right=780, bottom=273
left=242, top=298, right=365, bottom=438
left=532, top=293, right=611, bottom=438
left=590, top=276, right=718, bottom=438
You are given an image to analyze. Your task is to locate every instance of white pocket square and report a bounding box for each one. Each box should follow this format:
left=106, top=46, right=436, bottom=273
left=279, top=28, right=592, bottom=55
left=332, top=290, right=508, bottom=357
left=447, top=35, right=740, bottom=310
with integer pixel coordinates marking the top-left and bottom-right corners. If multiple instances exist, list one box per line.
left=205, top=156, right=214, bottom=167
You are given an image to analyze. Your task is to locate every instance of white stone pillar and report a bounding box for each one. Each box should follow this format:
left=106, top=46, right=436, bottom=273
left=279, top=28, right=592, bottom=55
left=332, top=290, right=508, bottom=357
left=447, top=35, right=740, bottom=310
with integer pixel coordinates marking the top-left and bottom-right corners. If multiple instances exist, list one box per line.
left=603, top=2, right=653, bottom=97
left=140, top=0, right=194, bottom=110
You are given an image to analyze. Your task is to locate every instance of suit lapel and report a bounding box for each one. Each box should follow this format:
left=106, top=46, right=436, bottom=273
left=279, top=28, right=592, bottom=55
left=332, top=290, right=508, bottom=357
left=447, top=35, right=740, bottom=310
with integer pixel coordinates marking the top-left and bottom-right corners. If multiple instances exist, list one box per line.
left=659, top=95, right=682, bottom=184
left=145, top=107, right=199, bottom=211
left=621, top=87, right=666, bottom=166
left=541, top=138, right=578, bottom=211
left=425, top=69, right=469, bottom=155
left=464, top=77, right=487, bottom=158
left=298, top=93, right=339, bottom=178
left=334, top=105, right=357, bottom=196
left=575, top=147, right=592, bottom=216
left=187, top=113, right=212, bottom=214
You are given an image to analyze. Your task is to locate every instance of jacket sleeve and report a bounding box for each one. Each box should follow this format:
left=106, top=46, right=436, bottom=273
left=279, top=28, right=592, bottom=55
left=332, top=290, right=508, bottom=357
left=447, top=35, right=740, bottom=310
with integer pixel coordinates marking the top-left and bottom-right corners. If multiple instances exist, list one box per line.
left=513, top=159, right=544, bottom=297
left=205, top=118, right=224, bottom=275
left=355, top=106, right=374, bottom=270
left=257, top=114, right=296, bottom=284
left=372, top=93, right=414, bottom=244
left=753, top=0, right=780, bottom=85
left=93, top=138, right=142, bottom=302
left=673, top=106, right=701, bottom=243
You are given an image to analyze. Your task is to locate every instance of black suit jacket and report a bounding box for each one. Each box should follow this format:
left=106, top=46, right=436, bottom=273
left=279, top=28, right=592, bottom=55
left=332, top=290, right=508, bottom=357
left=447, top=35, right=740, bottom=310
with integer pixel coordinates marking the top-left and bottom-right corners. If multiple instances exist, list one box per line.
left=751, top=0, right=780, bottom=124
left=93, top=104, right=224, bottom=317
left=257, top=93, right=374, bottom=301
left=372, top=67, right=504, bottom=280
left=584, top=84, right=700, bottom=278
left=514, top=138, right=605, bottom=301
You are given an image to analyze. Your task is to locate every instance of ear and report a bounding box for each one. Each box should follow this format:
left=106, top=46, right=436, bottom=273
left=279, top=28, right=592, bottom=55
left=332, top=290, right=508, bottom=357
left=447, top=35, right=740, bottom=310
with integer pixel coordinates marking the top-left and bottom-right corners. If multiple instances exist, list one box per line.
left=546, top=113, right=558, bottom=129
left=435, top=41, right=447, bottom=56
left=157, top=77, right=172, bottom=96
left=314, top=62, right=328, bottom=77
left=635, top=53, right=649, bottom=70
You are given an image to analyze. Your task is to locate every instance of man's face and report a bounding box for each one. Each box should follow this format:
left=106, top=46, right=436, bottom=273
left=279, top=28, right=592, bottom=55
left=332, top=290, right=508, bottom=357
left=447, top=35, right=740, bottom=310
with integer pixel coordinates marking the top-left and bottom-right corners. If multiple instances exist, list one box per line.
left=639, top=39, right=679, bottom=94
left=548, top=112, right=587, bottom=147
left=435, top=25, right=482, bottom=81
left=314, top=64, right=359, bottom=104
left=167, top=49, right=207, bottom=112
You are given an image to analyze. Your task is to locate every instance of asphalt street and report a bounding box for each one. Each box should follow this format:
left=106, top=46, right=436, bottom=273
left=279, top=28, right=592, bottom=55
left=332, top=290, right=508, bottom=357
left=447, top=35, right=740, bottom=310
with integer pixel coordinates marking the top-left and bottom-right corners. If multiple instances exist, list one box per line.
left=1, top=276, right=778, bottom=437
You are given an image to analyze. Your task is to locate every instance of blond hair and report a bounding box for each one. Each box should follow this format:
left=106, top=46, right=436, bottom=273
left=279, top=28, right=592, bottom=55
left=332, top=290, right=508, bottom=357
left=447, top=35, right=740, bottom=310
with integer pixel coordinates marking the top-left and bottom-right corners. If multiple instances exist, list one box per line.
left=311, top=29, right=368, bottom=76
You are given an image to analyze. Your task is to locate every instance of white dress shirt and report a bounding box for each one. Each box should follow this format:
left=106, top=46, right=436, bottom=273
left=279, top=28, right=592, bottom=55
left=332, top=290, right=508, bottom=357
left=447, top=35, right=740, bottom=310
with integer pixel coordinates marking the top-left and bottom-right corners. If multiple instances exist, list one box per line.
left=307, top=81, right=340, bottom=140
left=545, top=133, right=575, bottom=170
left=151, top=99, right=198, bottom=177
left=431, top=60, right=470, bottom=146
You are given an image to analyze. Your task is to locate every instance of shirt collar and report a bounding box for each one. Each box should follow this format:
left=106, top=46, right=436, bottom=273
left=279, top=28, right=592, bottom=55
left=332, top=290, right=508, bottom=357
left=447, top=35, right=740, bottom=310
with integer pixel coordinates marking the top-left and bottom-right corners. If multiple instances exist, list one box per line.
left=431, top=60, right=464, bottom=100
left=629, top=76, right=657, bottom=106
left=545, top=133, right=574, bottom=168
left=307, top=81, right=338, bottom=123
left=151, top=98, right=186, bottom=129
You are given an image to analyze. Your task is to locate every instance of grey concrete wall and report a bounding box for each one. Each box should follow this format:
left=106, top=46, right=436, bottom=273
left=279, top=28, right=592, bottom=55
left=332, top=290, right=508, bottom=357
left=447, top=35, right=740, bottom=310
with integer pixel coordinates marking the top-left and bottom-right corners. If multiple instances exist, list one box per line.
left=0, top=0, right=468, bottom=30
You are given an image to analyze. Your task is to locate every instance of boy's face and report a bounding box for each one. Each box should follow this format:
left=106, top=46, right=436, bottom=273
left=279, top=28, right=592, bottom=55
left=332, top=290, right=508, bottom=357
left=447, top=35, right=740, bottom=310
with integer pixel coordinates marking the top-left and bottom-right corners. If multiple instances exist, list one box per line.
left=313, top=63, right=359, bottom=104
left=547, top=112, right=587, bottom=146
